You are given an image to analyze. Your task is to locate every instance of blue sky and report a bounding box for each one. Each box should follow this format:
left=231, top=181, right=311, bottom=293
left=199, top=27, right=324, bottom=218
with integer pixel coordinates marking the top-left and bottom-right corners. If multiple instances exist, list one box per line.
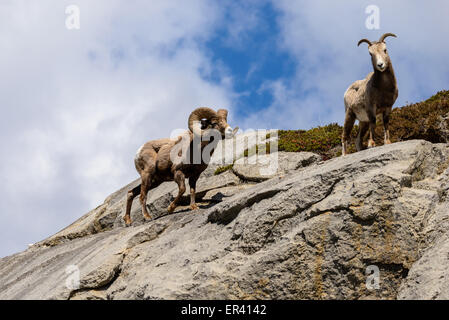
left=0, top=1, right=448, bottom=257
left=204, top=2, right=296, bottom=120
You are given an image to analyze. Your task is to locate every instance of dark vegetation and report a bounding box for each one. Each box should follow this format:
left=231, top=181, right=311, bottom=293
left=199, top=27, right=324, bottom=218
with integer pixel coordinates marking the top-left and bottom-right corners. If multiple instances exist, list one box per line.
left=278, top=90, right=449, bottom=160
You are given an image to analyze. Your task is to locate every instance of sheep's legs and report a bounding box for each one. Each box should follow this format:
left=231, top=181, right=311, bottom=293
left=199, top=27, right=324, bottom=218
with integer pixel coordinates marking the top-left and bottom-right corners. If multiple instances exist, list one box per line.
left=356, top=122, right=369, bottom=151
left=140, top=171, right=153, bottom=220
left=342, top=111, right=356, bottom=156
left=189, top=176, right=199, bottom=211
left=168, top=171, right=186, bottom=213
left=367, top=112, right=377, bottom=148
left=383, top=111, right=391, bottom=145
left=124, top=184, right=141, bottom=226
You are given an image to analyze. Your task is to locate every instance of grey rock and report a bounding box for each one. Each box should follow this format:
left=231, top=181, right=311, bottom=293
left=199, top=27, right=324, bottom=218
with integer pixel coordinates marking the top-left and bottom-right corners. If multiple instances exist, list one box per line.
left=2, top=140, right=449, bottom=300
left=397, top=163, right=449, bottom=300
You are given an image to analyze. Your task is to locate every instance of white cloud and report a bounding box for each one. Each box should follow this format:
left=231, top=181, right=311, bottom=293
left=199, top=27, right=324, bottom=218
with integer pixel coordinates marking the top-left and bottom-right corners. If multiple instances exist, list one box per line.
left=0, top=0, right=236, bottom=257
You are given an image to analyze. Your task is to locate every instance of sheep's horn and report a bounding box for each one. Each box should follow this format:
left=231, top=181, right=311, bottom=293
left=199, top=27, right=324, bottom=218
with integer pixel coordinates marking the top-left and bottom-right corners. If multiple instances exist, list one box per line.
left=188, top=107, right=218, bottom=137
left=216, top=109, right=228, bottom=121
left=357, top=39, right=372, bottom=47
left=378, top=33, right=397, bottom=43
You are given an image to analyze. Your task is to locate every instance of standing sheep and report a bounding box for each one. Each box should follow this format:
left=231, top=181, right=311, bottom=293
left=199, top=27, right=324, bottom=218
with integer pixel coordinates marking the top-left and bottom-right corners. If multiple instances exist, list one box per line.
left=124, top=107, right=238, bottom=226
left=342, top=33, right=398, bottom=156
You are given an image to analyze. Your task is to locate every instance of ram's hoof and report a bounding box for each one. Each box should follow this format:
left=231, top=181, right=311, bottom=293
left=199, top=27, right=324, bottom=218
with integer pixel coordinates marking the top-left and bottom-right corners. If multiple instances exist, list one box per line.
left=190, top=204, right=199, bottom=211
left=385, top=139, right=392, bottom=145
left=143, top=213, right=152, bottom=220
left=123, top=216, right=132, bottom=226
left=368, top=140, right=376, bottom=148
left=167, top=204, right=175, bottom=213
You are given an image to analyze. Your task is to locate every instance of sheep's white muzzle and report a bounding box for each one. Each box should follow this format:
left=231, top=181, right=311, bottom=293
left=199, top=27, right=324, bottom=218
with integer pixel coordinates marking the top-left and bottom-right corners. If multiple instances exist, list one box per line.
left=376, top=61, right=386, bottom=72
left=225, top=127, right=233, bottom=138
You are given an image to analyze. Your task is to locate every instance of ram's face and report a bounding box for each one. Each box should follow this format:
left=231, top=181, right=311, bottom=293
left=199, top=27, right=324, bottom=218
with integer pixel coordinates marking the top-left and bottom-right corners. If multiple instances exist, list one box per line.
left=369, top=42, right=390, bottom=72
left=206, top=119, right=224, bottom=136
left=195, top=108, right=238, bottom=140
left=213, top=109, right=236, bottom=139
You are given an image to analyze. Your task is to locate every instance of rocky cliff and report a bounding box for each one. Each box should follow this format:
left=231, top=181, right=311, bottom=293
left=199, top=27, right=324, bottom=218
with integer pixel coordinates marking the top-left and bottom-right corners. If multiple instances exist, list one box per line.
left=1, top=135, right=449, bottom=299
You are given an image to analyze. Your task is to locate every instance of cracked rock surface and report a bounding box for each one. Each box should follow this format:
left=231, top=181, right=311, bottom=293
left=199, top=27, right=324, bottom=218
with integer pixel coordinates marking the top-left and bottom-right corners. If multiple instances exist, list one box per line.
left=1, top=140, right=449, bottom=299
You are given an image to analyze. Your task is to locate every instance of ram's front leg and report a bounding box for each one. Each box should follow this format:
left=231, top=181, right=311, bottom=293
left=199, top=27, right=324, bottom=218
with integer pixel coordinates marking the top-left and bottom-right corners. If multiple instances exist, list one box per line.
left=189, top=176, right=199, bottom=211
left=168, top=170, right=186, bottom=213
left=383, top=109, right=392, bottom=145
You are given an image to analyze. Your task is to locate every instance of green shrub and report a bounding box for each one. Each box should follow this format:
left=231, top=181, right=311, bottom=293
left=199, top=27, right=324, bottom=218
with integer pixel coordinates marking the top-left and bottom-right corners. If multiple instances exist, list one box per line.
left=276, top=90, right=449, bottom=160
left=243, top=143, right=271, bottom=158
left=377, top=90, right=449, bottom=144
left=277, top=123, right=359, bottom=160
left=214, top=164, right=234, bottom=175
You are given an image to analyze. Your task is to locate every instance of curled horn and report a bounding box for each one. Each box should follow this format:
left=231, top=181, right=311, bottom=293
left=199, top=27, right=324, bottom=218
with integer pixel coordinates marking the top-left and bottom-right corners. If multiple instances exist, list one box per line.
left=378, top=33, right=397, bottom=43
left=216, top=109, right=228, bottom=121
left=188, top=107, right=218, bottom=137
left=357, top=39, right=372, bottom=47
left=217, top=108, right=239, bottom=137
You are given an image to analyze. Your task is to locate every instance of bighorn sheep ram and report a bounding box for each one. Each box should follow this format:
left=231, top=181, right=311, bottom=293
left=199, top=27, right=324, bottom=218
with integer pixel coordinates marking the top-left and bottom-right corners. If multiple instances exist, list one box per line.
left=342, top=33, right=398, bottom=156
left=124, top=107, right=238, bottom=226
